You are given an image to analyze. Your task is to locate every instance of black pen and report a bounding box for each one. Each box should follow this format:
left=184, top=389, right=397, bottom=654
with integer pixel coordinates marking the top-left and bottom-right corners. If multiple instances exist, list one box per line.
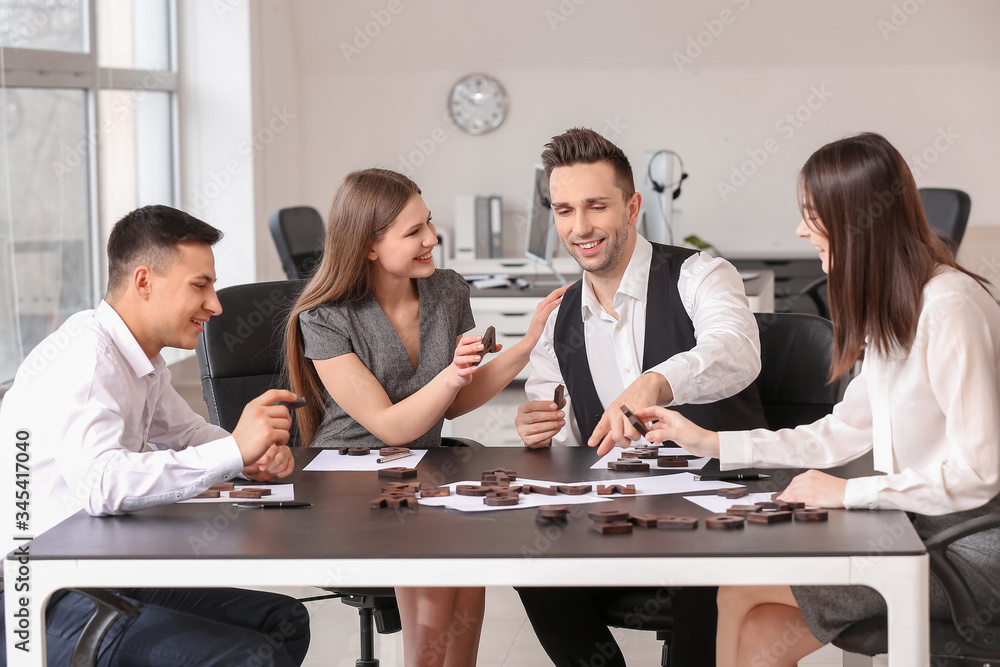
left=698, top=473, right=771, bottom=481
left=233, top=501, right=313, bottom=509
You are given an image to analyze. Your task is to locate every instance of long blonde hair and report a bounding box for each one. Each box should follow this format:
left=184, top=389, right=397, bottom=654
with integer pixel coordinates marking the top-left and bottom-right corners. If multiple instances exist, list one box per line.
left=286, top=168, right=421, bottom=444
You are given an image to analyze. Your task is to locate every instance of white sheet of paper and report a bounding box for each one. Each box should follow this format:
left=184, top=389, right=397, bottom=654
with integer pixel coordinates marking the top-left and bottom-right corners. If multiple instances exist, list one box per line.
left=302, top=449, right=428, bottom=472
left=590, top=445, right=710, bottom=471
left=181, top=484, right=295, bottom=503
left=599, top=472, right=741, bottom=496
left=683, top=492, right=819, bottom=514
left=682, top=491, right=773, bottom=514
left=418, top=474, right=741, bottom=512
left=417, top=478, right=612, bottom=512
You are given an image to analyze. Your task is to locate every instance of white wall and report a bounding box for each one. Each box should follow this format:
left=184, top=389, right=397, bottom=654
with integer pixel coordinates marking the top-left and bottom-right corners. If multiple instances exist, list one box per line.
left=177, top=0, right=256, bottom=290
left=249, top=0, right=1000, bottom=281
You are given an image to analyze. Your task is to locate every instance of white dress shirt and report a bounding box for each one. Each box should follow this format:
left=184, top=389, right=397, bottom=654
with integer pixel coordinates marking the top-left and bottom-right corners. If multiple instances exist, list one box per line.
left=720, top=267, right=1000, bottom=515
left=0, top=301, right=244, bottom=552
left=526, top=235, right=762, bottom=447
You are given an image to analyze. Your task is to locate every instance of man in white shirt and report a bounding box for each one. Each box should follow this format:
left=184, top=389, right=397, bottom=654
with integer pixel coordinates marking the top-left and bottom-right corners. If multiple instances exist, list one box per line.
left=0, top=205, right=310, bottom=666
left=514, top=128, right=768, bottom=667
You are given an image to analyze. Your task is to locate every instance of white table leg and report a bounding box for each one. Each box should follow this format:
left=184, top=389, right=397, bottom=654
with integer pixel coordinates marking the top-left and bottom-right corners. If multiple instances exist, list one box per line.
left=852, top=553, right=929, bottom=667
left=5, top=556, right=65, bottom=667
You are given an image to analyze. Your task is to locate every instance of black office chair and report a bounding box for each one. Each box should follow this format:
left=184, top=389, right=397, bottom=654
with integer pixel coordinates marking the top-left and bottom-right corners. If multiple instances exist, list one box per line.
left=269, top=206, right=325, bottom=280
left=196, top=279, right=402, bottom=667
left=920, top=187, right=971, bottom=253
left=801, top=187, right=972, bottom=320
left=597, top=312, right=843, bottom=666
left=66, top=588, right=142, bottom=667
left=832, top=513, right=1000, bottom=666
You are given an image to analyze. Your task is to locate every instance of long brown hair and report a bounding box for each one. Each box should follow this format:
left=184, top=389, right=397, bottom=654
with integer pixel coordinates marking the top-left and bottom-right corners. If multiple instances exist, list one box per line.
left=286, top=168, right=422, bottom=444
left=799, top=132, right=988, bottom=379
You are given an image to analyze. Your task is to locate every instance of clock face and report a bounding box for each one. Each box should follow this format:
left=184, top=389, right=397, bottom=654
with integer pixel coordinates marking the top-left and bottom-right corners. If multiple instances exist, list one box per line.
left=448, top=74, right=507, bottom=135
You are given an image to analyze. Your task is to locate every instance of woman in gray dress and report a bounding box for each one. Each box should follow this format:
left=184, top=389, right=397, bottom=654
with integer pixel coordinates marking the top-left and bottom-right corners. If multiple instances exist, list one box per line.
left=633, top=133, right=1000, bottom=666
left=286, top=168, right=566, bottom=667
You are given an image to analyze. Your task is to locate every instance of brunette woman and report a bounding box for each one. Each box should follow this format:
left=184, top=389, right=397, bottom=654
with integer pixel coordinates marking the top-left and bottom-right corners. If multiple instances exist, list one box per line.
left=635, top=133, right=1000, bottom=666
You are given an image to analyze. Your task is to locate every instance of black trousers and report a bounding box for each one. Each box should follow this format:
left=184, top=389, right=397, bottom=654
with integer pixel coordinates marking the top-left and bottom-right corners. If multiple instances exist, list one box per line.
left=516, top=586, right=717, bottom=667
left=1, top=587, right=310, bottom=666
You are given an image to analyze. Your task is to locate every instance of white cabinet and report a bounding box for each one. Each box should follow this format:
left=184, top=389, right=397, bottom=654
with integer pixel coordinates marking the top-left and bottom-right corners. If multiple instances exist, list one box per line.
left=468, top=296, right=541, bottom=381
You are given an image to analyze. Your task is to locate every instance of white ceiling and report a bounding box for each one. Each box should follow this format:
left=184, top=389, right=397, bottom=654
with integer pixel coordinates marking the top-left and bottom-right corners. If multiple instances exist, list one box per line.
left=286, top=0, right=1000, bottom=73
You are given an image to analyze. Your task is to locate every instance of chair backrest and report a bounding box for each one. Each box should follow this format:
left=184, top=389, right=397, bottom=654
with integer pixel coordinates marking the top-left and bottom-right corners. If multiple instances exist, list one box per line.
left=919, top=187, right=971, bottom=249
left=268, top=206, right=325, bottom=280
left=196, top=280, right=304, bottom=442
left=754, top=312, right=843, bottom=430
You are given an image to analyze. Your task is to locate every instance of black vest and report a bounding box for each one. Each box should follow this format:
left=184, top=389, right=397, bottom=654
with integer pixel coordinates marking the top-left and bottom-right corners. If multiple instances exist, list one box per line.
left=553, top=242, right=768, bottom=439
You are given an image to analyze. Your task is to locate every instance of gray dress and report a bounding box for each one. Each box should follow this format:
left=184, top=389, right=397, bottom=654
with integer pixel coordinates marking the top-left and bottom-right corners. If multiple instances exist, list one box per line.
left=299, top=269, right=475, bottom=449
left=792, top=495, right=1000, bottom=643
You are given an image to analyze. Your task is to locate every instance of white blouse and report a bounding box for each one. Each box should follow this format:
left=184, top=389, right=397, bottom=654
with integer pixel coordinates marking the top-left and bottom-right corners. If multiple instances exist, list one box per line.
left=720, top=267, right=1000, bottom=515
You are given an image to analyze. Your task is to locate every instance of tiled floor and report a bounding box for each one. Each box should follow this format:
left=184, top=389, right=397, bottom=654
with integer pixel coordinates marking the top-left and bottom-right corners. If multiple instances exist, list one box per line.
left=252, top=584, right=880, bottom=667
left=172, top=356, right=888, bottom=666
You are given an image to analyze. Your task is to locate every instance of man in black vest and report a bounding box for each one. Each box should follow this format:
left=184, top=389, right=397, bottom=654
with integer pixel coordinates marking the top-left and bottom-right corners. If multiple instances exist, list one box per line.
left=514, top=128, right=768, bottom=666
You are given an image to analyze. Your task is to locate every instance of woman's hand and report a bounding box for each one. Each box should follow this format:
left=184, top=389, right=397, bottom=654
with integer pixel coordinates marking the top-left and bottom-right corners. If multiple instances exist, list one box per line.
left=633, top=406, right=721, bottom=458
left=523, top=285, right=569, bottom=347
left=777, top=470, right=847, bottom=508
left=442, top=334, right=483, bottom=390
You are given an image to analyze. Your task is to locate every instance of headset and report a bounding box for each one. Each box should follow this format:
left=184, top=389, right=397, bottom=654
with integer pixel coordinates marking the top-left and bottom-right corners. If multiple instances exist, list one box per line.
left=644, top=149, right=689, bottom=244
left=646, top=149, right=689, bottom=200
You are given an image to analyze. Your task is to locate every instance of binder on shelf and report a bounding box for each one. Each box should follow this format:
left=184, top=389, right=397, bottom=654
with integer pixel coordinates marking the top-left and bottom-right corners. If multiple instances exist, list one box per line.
left=475, top=196, right=491, bottom=258
left=454, top=195, right=476, bottom=261
left=489, top=195, right=502, bottom=258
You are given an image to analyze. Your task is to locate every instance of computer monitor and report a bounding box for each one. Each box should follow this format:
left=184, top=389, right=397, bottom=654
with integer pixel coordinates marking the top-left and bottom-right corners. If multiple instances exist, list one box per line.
left=524, top=164, right=567, bottom=285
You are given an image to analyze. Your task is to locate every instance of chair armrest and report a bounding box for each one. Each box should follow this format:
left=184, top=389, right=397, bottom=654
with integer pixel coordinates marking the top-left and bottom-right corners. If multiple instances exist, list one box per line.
left=924, top=512, right=1000, bottom=551
left=68, top=588, right=141, bottom=667
left=924, top=512, right=1000, bottom=649
left=799, top=276, right=830, bottom=320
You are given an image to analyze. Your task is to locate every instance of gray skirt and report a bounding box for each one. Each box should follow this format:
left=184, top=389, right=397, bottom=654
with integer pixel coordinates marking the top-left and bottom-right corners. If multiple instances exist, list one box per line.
left=792, top=494, right=1000, bottom=644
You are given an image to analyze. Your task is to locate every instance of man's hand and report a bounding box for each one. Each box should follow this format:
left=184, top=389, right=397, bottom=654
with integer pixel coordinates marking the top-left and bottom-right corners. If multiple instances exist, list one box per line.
left=776, top=470, right=847, bottom=508
left=634, top=406, right=721, bottom=458
left=588, top=372, right=673, bottom=456
left=515, top=400, right=565, bottom=449
left=243, top=443, right=295, bottom=481
left=232, top=388, right=295, bottom=465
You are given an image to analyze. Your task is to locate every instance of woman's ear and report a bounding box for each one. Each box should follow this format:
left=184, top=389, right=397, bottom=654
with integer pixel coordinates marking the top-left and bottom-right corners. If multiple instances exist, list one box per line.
left=368, top=246, right=378, bottom=261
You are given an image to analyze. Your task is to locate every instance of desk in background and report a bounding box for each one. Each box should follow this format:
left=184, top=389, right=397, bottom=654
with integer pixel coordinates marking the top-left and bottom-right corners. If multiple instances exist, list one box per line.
left=6, top=447, right=927, bottom=667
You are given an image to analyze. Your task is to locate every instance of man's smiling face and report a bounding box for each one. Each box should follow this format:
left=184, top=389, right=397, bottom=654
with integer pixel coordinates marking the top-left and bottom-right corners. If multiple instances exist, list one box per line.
left=549, top=160, right=639, bottom=277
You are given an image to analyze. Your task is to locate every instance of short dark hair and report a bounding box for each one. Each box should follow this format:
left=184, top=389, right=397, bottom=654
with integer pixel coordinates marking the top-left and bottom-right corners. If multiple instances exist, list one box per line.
left=541, top=128, right=635, bottom=202
left=106, top=205, right=222, bottom=297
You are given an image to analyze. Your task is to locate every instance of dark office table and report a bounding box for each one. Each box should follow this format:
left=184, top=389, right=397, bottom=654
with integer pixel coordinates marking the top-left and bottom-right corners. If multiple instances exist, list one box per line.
left=5, top=447, right=928, bottom=666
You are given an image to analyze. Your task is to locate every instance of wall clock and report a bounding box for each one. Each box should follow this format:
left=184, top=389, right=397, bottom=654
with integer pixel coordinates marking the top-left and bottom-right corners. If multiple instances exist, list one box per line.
left=448, top=73, right=507, bottom=135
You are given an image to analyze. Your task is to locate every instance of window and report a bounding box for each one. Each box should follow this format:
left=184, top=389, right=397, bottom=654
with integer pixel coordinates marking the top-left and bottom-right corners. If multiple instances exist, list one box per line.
left=0, top=0, right=177, bottom=386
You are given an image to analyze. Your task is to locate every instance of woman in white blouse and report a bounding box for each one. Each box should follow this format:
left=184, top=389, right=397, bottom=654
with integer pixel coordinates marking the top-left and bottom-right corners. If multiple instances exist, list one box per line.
left=634, top=132, right=1000, bottom=666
